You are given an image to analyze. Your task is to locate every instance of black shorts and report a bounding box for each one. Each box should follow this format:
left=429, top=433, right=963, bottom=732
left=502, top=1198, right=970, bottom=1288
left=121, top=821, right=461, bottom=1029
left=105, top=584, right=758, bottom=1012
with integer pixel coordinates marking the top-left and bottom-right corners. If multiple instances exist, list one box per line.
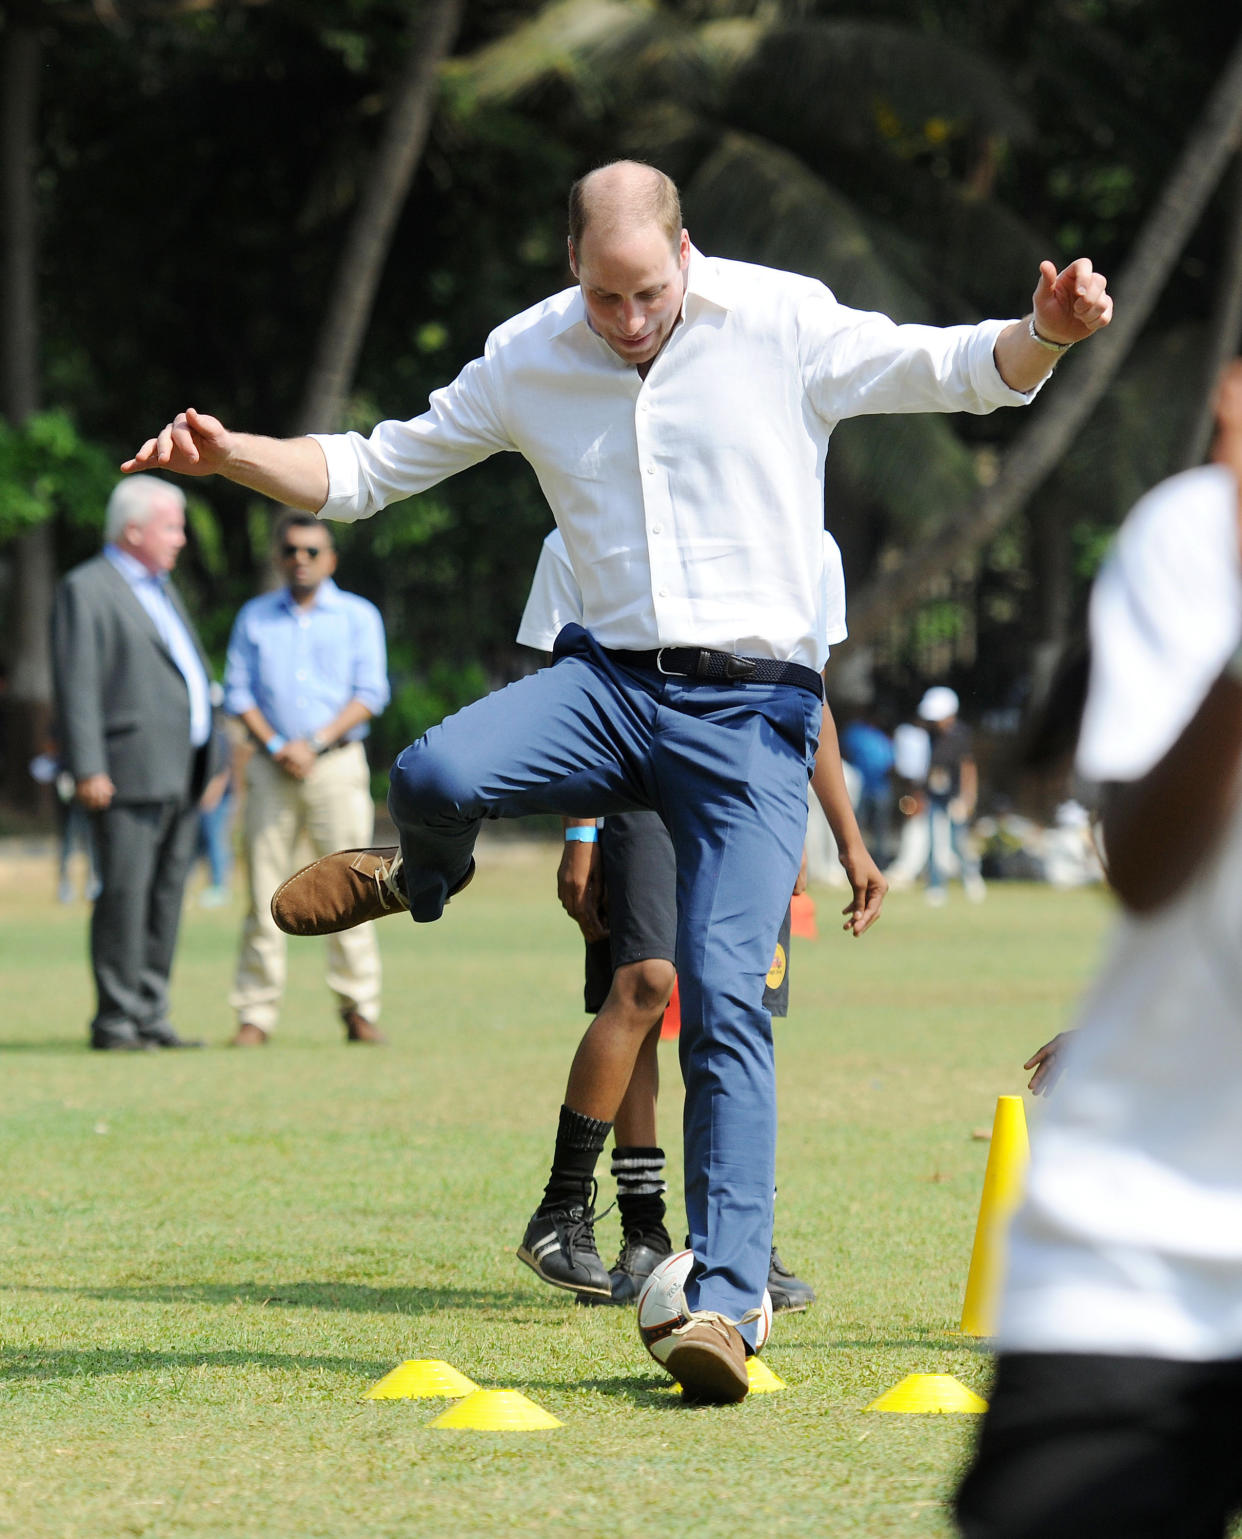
left=955, top=1350, right=1242, bottom=1539
left=582, top=810, right=791, bottom=1019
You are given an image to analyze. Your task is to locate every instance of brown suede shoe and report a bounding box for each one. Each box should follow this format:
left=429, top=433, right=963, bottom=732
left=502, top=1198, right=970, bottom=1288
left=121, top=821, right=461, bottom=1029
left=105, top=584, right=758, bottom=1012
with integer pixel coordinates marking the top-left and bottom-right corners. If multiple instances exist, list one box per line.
left=230, top=1022, right=268, bottom=1047
left=664, top=1313, right=750, bottom=1405
left=270, top=849, right=476, bottom=936
left=270, top=847, right=409, bottom=936
left=341, top=1009, right=387, bottom=1044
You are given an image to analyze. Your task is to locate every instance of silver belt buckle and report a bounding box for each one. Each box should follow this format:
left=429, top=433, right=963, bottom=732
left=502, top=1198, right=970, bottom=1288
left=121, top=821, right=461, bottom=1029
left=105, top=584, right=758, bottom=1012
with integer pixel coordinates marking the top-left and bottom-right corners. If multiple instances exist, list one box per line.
left=655, top=647, right=688, bottom=677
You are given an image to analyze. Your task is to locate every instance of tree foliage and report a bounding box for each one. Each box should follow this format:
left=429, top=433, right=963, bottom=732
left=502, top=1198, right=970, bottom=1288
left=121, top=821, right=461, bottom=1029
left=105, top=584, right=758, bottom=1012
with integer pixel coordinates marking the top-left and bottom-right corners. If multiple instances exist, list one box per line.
left=3, top=0, right=1242, bottom=799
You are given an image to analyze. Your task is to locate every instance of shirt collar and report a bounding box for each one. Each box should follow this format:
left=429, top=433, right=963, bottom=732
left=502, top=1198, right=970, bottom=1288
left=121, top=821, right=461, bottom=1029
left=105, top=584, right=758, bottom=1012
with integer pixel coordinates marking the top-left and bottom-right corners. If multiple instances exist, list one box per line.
left=105, top=543, right=164, bottom=587
left=279, top=575, right=343, bottom=613
left=551, top=244, right=734, bottom=341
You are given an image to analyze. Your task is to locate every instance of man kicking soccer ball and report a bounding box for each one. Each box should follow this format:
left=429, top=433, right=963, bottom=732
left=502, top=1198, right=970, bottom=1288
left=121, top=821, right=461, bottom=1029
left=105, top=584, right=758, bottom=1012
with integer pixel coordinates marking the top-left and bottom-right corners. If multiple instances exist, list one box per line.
left=126, top=160, right=1111, bottom=1403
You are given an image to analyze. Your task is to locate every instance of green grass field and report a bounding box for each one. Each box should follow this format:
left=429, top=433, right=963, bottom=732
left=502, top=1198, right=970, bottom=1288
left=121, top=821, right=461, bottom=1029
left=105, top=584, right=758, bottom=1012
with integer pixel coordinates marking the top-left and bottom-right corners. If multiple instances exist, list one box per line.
left=1, top=843, right=1117, bottom=1538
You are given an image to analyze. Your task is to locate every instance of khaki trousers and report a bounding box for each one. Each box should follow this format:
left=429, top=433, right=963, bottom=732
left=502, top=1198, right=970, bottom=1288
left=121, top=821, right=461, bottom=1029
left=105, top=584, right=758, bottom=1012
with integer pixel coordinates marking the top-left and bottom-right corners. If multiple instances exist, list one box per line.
left=230, top=741, right=381, bottom=1032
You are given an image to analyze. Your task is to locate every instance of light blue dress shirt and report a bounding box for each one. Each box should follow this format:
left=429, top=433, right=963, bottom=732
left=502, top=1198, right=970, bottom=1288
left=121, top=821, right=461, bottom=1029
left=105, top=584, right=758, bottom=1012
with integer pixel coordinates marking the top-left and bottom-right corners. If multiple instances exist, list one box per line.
left=223, top=577, right=389, bottom=742
left=104, top=544, right=213, bottom=748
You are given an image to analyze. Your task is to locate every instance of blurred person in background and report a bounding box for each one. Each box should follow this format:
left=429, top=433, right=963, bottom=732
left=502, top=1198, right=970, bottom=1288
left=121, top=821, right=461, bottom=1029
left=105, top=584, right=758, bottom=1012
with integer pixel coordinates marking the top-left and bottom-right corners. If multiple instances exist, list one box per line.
left=955, top=362, right=1242, bottom=1539
left=222, top=513, right=390, bottom=1046
left=918, top=685, right=986, bottom=906
left=839, top=706, right=896, bottom=868
left=51, top=475, right=217, bottom=1050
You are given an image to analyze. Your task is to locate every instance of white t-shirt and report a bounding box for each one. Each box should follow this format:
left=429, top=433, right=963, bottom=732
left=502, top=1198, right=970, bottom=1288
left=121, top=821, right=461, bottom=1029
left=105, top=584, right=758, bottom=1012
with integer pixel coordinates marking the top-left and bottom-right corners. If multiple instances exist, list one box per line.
left=516, top=526, right=848, bottom=657
left=1000, top=463, right=1242, bottom=1361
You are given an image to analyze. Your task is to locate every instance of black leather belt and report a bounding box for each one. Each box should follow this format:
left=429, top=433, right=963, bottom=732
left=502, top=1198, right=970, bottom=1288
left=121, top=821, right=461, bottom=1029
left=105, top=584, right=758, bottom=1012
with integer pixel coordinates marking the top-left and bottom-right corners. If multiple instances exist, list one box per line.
left=607, top=646, right=823, bottom=699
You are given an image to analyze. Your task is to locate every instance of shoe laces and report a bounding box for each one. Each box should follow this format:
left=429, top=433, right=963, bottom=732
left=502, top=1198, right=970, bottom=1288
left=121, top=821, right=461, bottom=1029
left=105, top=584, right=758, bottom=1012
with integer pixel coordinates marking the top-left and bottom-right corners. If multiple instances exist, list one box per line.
left=552, top=1180, right=613, bottom=1256
left=372, top=852, right=409, bottom=913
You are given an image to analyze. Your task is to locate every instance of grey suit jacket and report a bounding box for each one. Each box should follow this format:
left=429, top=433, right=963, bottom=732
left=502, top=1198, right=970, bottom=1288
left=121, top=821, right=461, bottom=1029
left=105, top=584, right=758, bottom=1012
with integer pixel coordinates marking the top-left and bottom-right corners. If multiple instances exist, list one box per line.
left=52, top=553, right=217, bottom=802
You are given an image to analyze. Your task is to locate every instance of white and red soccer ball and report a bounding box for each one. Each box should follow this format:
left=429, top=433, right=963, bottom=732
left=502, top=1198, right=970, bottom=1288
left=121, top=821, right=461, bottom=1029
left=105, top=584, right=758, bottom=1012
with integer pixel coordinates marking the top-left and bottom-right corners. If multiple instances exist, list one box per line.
left=636, top=1248, right=772, bottom=1366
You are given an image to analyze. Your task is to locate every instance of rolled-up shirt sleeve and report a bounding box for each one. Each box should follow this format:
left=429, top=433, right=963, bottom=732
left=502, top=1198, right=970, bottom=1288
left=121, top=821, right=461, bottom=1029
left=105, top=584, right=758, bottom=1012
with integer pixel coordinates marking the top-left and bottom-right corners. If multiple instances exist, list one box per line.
left=798, top=291, right=1035, bottom=423
left=311, top=352, right=516, bottom=524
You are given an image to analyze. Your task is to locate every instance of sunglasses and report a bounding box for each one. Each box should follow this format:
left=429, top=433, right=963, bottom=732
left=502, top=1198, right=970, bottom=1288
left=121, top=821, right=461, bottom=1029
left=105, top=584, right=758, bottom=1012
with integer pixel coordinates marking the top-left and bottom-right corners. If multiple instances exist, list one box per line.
left=282, top=543, right=324, bottom=559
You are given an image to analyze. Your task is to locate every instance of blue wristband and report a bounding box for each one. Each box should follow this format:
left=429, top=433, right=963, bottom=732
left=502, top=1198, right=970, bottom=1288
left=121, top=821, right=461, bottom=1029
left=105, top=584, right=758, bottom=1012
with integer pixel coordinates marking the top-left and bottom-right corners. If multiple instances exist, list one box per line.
left=564, top=826, right=598, bottom=844
left=266, top=734, right=287, bottom=756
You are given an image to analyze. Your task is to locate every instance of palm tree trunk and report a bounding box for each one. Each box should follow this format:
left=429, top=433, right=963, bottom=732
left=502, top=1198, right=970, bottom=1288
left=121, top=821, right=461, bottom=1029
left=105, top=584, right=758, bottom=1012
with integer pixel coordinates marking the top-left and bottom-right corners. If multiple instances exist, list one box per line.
left=292, top=0, right=465, bottom=436
left=846, top=25, right=1242, bottom=646
left=2, top=18, right=55, bottom=814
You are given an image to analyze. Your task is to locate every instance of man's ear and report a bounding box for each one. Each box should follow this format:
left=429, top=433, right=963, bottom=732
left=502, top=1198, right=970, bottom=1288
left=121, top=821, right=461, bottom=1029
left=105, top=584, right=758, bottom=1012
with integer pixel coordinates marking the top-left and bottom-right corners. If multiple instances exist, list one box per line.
left=567, top=237, right=579, bottom=278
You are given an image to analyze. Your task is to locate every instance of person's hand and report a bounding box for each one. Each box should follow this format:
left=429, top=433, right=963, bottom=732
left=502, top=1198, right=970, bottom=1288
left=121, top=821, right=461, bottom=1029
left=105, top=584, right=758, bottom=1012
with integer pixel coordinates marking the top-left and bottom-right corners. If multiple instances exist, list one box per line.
left=838, top=841, right=888, bottom=936
left=272, top=739, right=318, bottom=780
left=1025, top=1030, right=1074, bottom=1095
left=199, top=769, right=230, bottom=812
left=76, top=773, right=114, bottom=811
left=557, top=840, right=607, bottom=943
left=121, top=407, right=235, bottom=478
left=1031, top=259, right=1113, bottom=346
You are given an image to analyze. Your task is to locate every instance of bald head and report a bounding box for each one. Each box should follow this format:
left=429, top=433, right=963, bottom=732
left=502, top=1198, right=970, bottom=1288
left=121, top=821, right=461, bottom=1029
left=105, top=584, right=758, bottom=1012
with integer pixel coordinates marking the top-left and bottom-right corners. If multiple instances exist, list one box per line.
left=568, top=161, right=683, bottom=257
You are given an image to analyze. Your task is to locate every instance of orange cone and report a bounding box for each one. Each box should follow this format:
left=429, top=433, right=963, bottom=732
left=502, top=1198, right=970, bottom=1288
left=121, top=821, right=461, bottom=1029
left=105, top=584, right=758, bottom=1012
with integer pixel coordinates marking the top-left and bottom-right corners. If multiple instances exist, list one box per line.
left=790, top=891, right=817, bottom=939
left=660, top=976, right=681, bottom=1040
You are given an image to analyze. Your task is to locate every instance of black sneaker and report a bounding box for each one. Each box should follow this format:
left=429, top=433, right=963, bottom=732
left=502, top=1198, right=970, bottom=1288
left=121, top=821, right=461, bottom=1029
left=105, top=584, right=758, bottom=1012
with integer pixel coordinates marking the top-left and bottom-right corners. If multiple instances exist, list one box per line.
left=767, top=1245, right=816, bottom=1313
left=517, top=1184, right=611, bottom=1299
left=577, top=1234, right=672, bottom=1308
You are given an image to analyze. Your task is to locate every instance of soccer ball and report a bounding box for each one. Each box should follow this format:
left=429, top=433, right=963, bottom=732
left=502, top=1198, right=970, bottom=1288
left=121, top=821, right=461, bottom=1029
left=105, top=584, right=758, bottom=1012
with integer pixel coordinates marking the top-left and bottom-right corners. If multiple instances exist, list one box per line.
left=636, top=1248, right=772, bottom=1366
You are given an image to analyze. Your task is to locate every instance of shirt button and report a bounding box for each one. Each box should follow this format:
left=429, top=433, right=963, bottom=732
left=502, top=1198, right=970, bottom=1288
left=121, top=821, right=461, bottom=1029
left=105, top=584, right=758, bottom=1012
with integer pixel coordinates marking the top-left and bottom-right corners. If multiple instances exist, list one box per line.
left=640, top=402, right=649, bottom=412
left=645, top=465, right=654, bottom=475
left=658, top=587, right=669, bottom=598
left=296, top=669, right=307, bottom=681
left=651, top=523, right=663, bottom=534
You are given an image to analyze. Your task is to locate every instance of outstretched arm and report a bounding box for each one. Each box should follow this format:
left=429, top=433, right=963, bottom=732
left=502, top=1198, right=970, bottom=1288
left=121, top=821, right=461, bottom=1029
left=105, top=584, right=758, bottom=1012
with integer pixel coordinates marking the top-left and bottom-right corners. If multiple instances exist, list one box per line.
left=812, top=699, right=887, bottom=936
left=993, top=259, right=1113, bottom=394
left=122, top=407, right=330, bottom=512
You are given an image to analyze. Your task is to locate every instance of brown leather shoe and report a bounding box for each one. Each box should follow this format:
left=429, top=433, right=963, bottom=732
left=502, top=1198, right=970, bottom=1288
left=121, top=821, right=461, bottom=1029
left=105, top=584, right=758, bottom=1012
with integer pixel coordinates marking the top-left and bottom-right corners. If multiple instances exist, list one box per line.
left=341, top=1009, right=387, bottom=1044
left=270, top=847, right=409, bottom=936
left=664, top=1313, right=750, bottom=1404
left=230, top=1022, right=268, bottom=1047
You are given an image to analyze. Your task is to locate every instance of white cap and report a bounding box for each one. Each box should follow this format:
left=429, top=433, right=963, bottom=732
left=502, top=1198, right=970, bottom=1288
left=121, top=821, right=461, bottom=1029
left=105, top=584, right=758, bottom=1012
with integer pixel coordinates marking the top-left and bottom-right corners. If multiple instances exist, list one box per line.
left=918, top=686, right=959, bottom=723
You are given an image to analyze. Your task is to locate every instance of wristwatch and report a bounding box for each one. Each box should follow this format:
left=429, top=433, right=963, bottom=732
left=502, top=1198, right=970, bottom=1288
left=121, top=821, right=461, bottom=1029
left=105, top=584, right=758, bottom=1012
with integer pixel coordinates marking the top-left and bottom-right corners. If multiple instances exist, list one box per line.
left=308, top=731, right=330, bottom=755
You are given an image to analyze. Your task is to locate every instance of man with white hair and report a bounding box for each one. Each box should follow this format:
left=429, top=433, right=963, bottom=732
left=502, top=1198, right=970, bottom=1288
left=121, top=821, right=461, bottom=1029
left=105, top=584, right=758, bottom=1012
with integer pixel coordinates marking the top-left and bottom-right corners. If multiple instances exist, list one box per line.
left=52, top=475, right=218, bottom=1050
left=124, top=159, right=1112, bottom=1400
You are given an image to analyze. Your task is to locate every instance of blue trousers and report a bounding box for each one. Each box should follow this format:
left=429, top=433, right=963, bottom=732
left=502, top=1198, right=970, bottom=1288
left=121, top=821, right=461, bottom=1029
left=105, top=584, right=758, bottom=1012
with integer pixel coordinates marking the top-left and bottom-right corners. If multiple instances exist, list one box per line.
left=388, top=625, right=819, bottom=1338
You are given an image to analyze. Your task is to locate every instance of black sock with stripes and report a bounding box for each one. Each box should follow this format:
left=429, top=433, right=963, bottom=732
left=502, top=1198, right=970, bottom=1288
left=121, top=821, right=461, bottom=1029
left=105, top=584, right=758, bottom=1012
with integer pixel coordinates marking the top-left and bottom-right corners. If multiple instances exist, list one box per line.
left=613, top=1145, right=671, bottom=1250
left=537, top=1104, right=612, bottom=1213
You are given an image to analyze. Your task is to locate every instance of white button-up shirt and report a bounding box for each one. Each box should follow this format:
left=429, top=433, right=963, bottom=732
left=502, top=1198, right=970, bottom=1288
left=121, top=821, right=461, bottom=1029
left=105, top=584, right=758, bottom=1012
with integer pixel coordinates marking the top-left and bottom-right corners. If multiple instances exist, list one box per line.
left=314, top=249, right=1032, bottom=668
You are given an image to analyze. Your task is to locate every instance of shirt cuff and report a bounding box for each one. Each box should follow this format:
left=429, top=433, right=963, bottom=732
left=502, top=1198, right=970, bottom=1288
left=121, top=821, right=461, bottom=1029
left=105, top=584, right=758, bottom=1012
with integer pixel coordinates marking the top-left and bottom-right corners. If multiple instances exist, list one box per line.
left=972, top=318, right=1045, bottom=406
left=307, top=432, right=367, bottom=522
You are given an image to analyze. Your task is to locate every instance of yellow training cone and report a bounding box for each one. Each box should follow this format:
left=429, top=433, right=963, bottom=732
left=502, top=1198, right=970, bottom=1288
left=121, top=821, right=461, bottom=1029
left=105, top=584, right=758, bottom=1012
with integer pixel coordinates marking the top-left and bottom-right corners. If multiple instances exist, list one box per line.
left=959, top=1094, right=1030, bottom=1338
left=363, top=1359, right=479, bottom=1399
left=865, top=1374, right=988, bottom=1414
left=429, top=1389, right=561, bottom=1430
left=746, top=1357, right=786, bottom=1393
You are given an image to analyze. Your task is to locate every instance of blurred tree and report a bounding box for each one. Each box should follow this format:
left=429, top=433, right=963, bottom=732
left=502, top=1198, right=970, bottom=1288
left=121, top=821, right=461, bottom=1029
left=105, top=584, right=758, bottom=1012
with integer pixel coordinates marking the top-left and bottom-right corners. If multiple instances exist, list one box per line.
left=1, top=8, right=52, bottom=811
